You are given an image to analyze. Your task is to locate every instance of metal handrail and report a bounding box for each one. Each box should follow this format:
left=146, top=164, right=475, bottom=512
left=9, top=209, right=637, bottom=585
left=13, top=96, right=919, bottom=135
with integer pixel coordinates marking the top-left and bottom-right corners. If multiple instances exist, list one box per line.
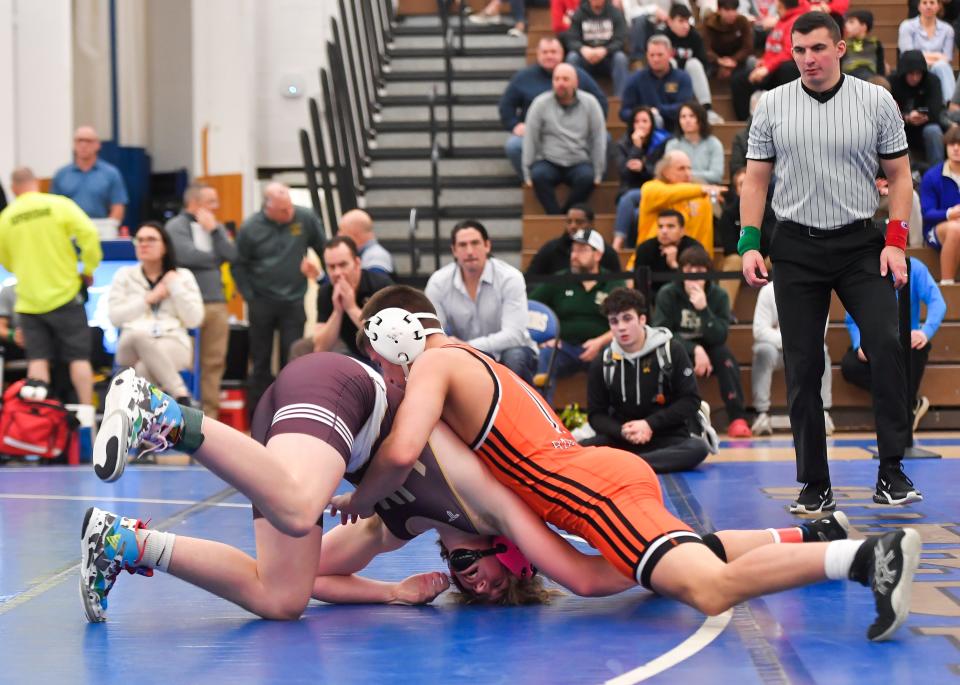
left=436, top=0, right=455, bottom=154
left=429, top=85, right=442, bottom=271
left=408, top=208, right=421, bottom=278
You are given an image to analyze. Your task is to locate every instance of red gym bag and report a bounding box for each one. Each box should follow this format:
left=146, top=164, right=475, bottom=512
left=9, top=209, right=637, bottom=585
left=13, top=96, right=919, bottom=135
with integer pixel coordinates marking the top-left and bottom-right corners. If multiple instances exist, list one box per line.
left=0, top=379, right=79, bottom=460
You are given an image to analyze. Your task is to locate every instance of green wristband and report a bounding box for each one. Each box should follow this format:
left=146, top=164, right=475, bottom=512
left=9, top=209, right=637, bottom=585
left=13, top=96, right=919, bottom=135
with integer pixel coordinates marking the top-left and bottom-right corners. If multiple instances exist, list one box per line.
left=737, top=225, right=761, bottom=256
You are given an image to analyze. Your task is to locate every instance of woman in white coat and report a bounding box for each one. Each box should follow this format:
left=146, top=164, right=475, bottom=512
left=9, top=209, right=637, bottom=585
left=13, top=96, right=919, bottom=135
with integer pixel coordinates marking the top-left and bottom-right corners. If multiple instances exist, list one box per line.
left=109, top=221, right=204, bottom=404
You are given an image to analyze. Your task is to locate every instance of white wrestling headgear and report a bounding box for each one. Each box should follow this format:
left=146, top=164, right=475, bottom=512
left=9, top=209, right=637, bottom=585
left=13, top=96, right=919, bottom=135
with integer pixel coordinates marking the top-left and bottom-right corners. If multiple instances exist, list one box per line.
left=364, top=307, right=443, bottom=376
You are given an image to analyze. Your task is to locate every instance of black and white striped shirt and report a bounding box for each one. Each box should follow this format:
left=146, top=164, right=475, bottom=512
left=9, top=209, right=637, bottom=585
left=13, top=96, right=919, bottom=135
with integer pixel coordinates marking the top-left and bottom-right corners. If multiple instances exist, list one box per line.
left=746, top=75, right=908, bottom=230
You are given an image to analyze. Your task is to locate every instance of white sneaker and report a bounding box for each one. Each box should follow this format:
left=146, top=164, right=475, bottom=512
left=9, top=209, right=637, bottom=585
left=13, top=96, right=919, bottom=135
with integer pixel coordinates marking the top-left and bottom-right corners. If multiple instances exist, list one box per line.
left=698, top=401, right=720, bottom=454
left=824, top=410, right=835, bottom=436
left=912, top=396, right=930, bottom=432
left=751, top=412, right=773, bottom=436
left=468, top=11, right=501, bottom=24
left=706, top=109, right=725, bottom=125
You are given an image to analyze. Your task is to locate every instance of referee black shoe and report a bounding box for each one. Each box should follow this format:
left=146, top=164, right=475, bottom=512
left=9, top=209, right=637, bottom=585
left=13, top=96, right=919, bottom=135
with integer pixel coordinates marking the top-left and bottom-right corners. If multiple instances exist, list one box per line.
left=873, top=464, right=923, bottom=506
left=848, top=528, right=921, bottom=641
left=788, top=480, right=836, bottom=515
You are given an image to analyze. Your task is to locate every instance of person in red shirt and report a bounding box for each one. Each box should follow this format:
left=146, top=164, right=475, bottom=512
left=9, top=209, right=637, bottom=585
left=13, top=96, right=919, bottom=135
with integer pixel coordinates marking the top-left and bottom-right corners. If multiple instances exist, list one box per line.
left=731, top=0, right=806, bottom=120
left=552, top=0, right=581, bottom=35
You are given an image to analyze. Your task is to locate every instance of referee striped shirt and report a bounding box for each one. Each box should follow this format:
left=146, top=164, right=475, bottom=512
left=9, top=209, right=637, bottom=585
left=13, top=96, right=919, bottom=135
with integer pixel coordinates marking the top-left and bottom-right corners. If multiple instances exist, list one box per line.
left=746, top=75, right=909, bottom=230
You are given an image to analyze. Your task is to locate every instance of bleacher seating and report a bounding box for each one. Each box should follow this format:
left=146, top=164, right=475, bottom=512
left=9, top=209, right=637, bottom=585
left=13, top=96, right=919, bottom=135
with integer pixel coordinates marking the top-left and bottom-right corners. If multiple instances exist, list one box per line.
left=509, top=1, right=960, bottom=429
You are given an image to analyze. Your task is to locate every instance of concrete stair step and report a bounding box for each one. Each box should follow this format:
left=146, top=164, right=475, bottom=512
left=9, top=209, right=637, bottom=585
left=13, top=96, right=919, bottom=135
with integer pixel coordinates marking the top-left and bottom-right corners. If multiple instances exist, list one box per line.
left=383, top=79, right=510, bottom=96
left=365, top=186, right=521, bottom=207
left=378, top=103, right=500, bottom=122
left=374, top=130, right=507, bottom=149
left=388, top=55, right=524, bottom=72
left=370, top=157, right=515, bottom=176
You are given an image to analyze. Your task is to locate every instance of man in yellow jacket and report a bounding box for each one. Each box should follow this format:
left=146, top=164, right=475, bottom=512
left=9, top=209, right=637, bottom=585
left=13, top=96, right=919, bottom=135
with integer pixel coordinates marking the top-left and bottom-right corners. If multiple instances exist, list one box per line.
left=0, top=167, right=102, bottom=406
left=635, top=150, right=725, bottom=250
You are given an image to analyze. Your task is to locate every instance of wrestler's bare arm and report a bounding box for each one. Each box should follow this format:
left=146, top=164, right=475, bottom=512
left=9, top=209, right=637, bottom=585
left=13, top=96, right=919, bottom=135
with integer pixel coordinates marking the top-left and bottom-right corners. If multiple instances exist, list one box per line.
left=484, top=485, right=637, bottom=597
left=311, top=515, right=449, bottom=605
left=341, top=352, right=450, bottom=514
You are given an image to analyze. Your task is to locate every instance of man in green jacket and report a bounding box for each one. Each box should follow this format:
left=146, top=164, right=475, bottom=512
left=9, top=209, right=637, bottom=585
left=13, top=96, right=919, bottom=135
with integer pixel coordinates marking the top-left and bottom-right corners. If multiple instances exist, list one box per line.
left=529, top=228, right=625, bottom=385
left=653, top=244, right=751, bottom=437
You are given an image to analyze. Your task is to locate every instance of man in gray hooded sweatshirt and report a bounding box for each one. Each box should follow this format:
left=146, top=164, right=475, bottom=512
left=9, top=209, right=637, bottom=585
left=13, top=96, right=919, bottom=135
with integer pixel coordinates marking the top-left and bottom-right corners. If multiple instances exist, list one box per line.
left=582, top=287, right=714, bottom=472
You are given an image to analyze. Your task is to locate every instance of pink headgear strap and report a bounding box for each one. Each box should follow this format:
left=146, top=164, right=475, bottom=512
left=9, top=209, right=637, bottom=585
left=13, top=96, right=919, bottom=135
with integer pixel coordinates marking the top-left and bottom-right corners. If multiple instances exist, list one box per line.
left=493, top=536, right=537, bottom=579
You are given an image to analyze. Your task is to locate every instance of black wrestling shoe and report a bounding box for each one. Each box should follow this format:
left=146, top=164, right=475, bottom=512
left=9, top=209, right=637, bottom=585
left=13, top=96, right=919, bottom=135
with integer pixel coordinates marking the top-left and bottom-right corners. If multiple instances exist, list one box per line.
left=789, top=481, right=836, bottom=515
left=873, top=464, right=923, bottom=506
left=849, top=529, right=921, bottom=641
left=800, top=510, right=850, bottom=542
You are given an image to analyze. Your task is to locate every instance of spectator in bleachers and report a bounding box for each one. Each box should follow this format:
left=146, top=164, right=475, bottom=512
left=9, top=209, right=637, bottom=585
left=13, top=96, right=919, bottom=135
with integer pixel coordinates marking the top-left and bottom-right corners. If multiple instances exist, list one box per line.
left=919, top=124, right=960, bottom=283
left=564, top=0, right=631, bottom=97
left=653, top=244, right=752, bottom=437
left=166, top=183, right=237, bottom=418
left=232, top=181, right=326, bottom=415
left=337, top=209, right=394, bottom=276
left=728, top=90, right=764, bottom=179
left=715, top=168, right=774, bottom=309
left=702, top=0, right=754, bottom=84
left=730, top=0, right=805, bottom=121
left=841, top=257, right=946, bottom=431
left=500, top=37, right=609, bottom=179
left=748, top=0, right=780, bottom=49
left=523, top=63, right=607, bottom=215
left=842, top=10, right=886, bottom=81
left=631, top=209, right=704, bottom=296
left=0, top=167, right=101, bottom=410
left=635, top=150, right=723, bottom=250
left=620, top=35, right=695, bottom=130
left=551, top=0, right=582, bottom=36
left=751, top=281, right=835, bottom=436
left=291, top=236, right=393, bottom=362
left=652, top=4, right=723, bottom=122
left=425, top=220, right=539, bottom=383
left=109, top=221, right=204, bottom=406
left=526, top=203, right=623, bottom=276
left=51, top=126, right=128, bottom=222
left=583, top=287, right=711, bottom=472
left=891, top=50, right=946, bottom=170
left=530, top=228, right=625, bottom=380
left=898, top=0, right=956, bottom=104
left=469, top=0, right=550, bottom=37
left=613, top=106, right=670, bottom=249
left=665, top=101, right=725, bottom=184
left=620, top=0, right=693, bottom=61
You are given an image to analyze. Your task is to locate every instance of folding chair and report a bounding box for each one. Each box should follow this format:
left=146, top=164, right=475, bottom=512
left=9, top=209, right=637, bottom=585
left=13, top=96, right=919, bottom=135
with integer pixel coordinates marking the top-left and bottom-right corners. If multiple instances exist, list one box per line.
left=526, top=300, right=560, bottom=399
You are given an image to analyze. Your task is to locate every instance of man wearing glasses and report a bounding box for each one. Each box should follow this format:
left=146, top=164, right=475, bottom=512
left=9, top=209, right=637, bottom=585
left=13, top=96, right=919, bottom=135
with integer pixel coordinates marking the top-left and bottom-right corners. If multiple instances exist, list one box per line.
left=51, top=125, right=128, bottom=222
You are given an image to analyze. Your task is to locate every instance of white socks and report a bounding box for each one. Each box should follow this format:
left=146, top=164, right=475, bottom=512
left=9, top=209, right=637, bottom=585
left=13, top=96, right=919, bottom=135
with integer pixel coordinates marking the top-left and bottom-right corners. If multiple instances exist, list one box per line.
left=824, top=539, right=864, bottom=580
left=138, top=529, right=177, bottom=572
left=940, top=279, right=955, bottom=286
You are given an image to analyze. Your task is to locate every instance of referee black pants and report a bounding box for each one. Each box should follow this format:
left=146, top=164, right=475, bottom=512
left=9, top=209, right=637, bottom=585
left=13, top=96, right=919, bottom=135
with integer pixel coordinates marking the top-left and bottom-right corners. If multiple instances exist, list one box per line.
left=771, top=222, right=909, bottom=484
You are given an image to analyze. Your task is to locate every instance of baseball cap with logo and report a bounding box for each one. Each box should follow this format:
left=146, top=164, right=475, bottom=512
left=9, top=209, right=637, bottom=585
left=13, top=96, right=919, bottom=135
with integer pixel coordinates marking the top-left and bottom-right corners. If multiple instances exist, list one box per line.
left=571, top=228, right=605, bottom=253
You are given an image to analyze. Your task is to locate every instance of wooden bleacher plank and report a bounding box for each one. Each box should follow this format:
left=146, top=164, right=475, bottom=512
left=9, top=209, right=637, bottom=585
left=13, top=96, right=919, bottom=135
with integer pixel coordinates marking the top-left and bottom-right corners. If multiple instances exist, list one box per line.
left=521, top=214, right=616, bottom=250
left=726, top=323, right=960, bottom=366
left=522, top=181, right=620, bottom=215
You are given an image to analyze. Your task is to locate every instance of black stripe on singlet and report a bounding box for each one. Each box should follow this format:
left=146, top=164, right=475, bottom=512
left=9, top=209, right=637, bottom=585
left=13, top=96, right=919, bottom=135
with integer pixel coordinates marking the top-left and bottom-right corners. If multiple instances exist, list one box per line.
left=442, top=345, right=501, bottom=450
left=481, top=426, right=648, bottom=564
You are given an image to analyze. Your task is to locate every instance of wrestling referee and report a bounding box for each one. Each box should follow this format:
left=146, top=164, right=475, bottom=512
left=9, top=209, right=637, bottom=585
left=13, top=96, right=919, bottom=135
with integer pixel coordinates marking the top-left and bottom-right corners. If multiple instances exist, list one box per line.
left=739, top=12, right=922, bottom=514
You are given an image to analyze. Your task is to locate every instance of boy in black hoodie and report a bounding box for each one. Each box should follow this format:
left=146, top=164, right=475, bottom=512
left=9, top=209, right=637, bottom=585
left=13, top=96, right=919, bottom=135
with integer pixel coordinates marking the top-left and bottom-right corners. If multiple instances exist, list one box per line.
left=565, top=0, right=630, bottom=97
left=583, top=287, right=715, bottom=473
left=891, top=49, right=945, bottom=170
left=652, top=244, right=751, bottom=437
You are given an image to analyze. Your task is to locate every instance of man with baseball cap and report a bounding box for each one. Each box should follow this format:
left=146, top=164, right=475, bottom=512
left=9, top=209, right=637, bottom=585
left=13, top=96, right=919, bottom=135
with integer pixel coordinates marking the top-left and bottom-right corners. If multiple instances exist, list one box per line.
left=529, top=228, right=626, bottom=382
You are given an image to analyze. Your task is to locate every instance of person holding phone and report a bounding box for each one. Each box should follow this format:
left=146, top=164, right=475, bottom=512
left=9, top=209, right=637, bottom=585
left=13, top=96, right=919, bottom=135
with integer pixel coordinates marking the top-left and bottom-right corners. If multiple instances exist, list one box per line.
left=891, top=50, right=946, bottom=170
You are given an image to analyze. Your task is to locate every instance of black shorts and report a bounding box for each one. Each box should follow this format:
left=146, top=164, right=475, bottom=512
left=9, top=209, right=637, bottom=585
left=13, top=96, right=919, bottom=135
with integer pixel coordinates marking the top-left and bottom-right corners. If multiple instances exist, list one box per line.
left=19, top=298, right=91, bottom=362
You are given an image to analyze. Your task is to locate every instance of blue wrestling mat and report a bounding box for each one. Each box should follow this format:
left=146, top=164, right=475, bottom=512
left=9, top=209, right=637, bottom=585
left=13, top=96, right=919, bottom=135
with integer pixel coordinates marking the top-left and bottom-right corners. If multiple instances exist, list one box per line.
left=0, top=455, right=957, bottom=684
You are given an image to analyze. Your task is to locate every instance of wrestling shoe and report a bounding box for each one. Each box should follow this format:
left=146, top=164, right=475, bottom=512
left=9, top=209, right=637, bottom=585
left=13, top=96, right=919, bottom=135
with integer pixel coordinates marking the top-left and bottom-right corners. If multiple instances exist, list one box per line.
left=874, top=463, right=923, bottom=506
left=94, top=368, right=185, bottom=482
left=848, top=528, right=921, bottom=641
left=789, top=480, right=836, bottom=515
left=801, top=510, right=850, bottom=541
left=80, top=506, right=153, bottom=623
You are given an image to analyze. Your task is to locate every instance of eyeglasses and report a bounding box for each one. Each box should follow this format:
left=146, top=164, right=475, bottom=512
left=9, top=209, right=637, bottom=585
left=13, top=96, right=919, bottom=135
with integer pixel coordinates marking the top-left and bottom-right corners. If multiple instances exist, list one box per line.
left=447, top=544, right=507, bottom=573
